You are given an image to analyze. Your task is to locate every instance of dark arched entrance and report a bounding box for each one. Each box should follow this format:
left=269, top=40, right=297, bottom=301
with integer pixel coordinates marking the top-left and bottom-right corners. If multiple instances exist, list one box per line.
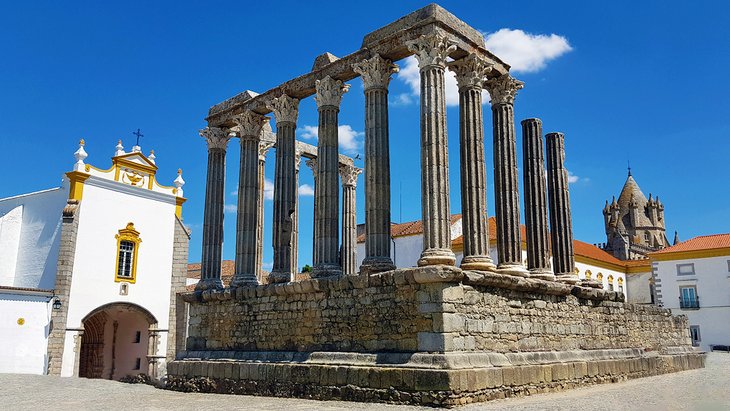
left=78, top=302, right=157, bottom=380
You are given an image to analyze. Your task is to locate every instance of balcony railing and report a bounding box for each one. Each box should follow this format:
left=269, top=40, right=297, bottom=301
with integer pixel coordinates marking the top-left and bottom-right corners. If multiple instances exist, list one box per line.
left=679, top=297, right=700, bottom=309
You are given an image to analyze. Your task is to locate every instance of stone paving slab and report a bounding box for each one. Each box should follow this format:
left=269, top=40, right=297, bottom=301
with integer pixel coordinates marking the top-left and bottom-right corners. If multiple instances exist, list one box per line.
left=1, top=353, right=727, bottom=410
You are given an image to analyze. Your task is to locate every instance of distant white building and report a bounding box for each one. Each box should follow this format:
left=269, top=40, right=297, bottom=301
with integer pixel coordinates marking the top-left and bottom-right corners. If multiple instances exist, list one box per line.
left=355, top=215, right=650, bottom=299
left=650, top=233, right=730, bottom=351
left=0, top=140, right=189, bottom=379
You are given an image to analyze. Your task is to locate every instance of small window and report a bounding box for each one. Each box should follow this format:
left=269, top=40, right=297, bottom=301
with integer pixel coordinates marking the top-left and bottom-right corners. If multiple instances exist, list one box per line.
left=679, top=286, right=699, bottom=309
left=114, top=223, right=142, bottom=283
left=644, top=232, right=650, bottom=241
left=727, top=260, right=730, bottom=272
left=134, top=331, right=141, bottom=343
left=618, top=284, right=624, bottom=293
left=134, top=358, right=141, bottom=370
left=676, top=263, right=695, bottom=276
left=690, top=325, right=701, bottom=347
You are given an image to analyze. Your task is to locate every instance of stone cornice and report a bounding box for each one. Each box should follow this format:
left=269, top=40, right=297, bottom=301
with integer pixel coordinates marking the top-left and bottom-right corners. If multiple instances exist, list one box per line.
left=447, top=54, right=493, bottom=90
left=315, top=76, right=350, bottom=108
left=484, top=74, right=524, bottom=105
left=352, top=54, right=399, bottom=91
left=199, top=127, right=232, bottom=151
left=406, top=32, right=457, bottom=70
left=266, top=94, right=300, bottom=124
left=339, top=164, right=362, bottom=187
left=234, top=111, right=268, bottom=140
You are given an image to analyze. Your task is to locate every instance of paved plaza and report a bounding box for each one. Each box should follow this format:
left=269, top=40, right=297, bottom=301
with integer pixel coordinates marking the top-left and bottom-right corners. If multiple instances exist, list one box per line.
left=0, top=353, right=726, bottom=410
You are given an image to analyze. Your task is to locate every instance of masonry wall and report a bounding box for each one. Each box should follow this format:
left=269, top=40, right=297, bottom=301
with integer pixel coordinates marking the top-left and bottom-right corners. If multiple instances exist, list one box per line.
left=184, top=268, right=691, bottom=355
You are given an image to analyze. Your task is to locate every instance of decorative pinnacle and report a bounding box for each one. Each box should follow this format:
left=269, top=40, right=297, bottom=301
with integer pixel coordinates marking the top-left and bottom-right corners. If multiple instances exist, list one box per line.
left=79, top=139, right=85, bottom=146
left=178, top=168, right=182, bottom=174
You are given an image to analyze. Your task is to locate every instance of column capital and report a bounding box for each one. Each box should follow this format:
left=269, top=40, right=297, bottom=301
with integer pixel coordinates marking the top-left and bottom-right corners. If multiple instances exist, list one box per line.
left=266, top=94, right=300, bottom=124
left=352, top=54, right=399, bottom=90
left=258, top=140, right=275, bottom=161
left=199, top=126, right=232, bottom=151
left=305, top=158, right=317, bottom=176
left=295, top=151, right=302, bottom=171
left=447, top=54, right=493, bottom=90
left=484, top=74, right=524, bottom=105
left=406, top=32, right=457, bottom=70
left=339, top=164, right=362, bottom=187
left=315, top=76, right=350, bottom=108
left=234, top=111, right=268, bottom=140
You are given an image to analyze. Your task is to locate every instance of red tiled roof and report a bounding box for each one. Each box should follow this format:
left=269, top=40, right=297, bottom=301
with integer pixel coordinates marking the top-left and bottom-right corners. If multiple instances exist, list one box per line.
left=185, top=260, right=271, bottom=291
left=652, top=233, right=730, bottom=254
left=356, top=214, right=462, bottom=243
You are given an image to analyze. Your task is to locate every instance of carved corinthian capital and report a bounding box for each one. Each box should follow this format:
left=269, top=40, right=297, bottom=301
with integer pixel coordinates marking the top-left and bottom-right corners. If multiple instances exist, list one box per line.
left=406, top=32, right=457, bottom=70
left=199, top=127, right=231, bottom=151
left=352, top=54, right=399, bottom=91
left=266, top=94, right=300, bottom=124
left=315, top=76, right=350, bottom=108
left=339, top=164, right=362, bottom=187
left=234, top=111, right=268, bottom=140
left=258, top=140, right=275, bottom=161
left=484, top=74, right=525, bottom=105
left=447, top=54, right=493, bottom=90
left=305, top=158, right=318, bottom=179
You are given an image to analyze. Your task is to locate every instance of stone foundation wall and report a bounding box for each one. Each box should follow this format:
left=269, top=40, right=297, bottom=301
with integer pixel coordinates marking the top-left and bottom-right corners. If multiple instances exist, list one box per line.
left=184, top=267, right=689, bottom=355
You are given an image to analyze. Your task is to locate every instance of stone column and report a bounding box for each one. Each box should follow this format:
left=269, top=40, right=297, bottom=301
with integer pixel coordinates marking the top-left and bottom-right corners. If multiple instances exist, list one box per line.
left=521, top=118, right=555, bottom=280
left=406, top=32, right=457, bottom=267
left=196, top=127, right=231, bottom=290
left=352, top=54, right=398, bottom=274
left=256, top=140, right=275, bottom=282
left=340, top=164, right=362, bottom=276
left=292, top=152, right=301, bottom=275
left=266, top=95, right=299, bottom=283
left=312, top=76, right=350, bottom=278
left=546, top=132, right=579, bottom=284
left=305, top=158, right=318, bottom=266
left=484, top=74, right=528, bottom=277
left=231, top=111, right=267, bottom=287
left=447, top=54, right=495, bottom=272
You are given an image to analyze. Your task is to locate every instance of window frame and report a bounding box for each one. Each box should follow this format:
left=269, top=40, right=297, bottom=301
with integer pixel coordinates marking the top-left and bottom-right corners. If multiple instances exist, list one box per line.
left=114, top=222, right=142, bottom=283
left=679, top=285, right=699, bottom=309
left=689, top=325, right=701, bottom=347
left=676, top=263, right=695, bottom=276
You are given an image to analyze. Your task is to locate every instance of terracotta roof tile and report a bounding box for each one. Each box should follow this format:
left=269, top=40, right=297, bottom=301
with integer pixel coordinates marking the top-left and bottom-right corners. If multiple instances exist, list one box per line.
left=652, top=233, right=730, bottom=254
left=356, top=214, right=462, bottom=243
left=185, top=260, right=271, bottom=291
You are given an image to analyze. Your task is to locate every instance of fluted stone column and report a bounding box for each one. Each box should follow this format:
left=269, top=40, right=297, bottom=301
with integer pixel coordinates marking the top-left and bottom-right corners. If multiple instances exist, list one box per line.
left=352, top=54, right=398, bottom=274
left=484, top=74, right=528, bottom=277
left=267, top=94, right=299, bottom=283
left=312, top=76, right=349, bottom=278
left=407, top=32, right=457, bottom=267
left=340, top=164, right=362, bottom=276
left=447, top=54, right=495, bottom=272
left=292, top=152, right=301, bottom=275
left=521, top=119, right=555, bottom=280
left=305, top=158, right=318, bottom=268
left=546, top=132, right=579, bottom=284
left=196, top=127, right=232, bottom=290
left=256, top=140, right=275, bottom=282
left=232, top=111, right=268, bottom=287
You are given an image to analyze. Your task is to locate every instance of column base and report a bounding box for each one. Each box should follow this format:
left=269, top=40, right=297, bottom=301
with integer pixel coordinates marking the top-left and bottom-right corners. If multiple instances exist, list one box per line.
left=267, top=271, right=292, bottom=284
left=528, top=268, right=555, bottom=281
left=311, top=264, right=343, bottom=279
left=195, top=278, right=224, bottom=291
left=360, top=257, right=396, bottom=275
left=229, top=275, right=259, bottom=288
left=460, top=255, right=496, bottom=272
left=555, top=274, right=580, bottom=285
left=497, top=263, right=530, bottom=277
left=417, top=248, right=456, bottom=267
left=580, top=279, right=603, bottom=289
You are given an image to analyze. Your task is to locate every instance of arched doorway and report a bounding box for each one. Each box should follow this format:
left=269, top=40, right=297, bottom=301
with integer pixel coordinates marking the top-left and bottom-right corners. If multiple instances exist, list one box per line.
left=78, top=302, right=157, bottom=380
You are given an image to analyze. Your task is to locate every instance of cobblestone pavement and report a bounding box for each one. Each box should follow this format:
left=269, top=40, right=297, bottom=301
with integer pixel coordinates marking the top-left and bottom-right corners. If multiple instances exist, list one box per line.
left=1, top=353, right=727, bottom=411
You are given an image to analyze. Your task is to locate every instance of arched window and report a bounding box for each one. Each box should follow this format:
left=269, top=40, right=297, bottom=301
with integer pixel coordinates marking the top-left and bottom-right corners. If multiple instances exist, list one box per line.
left=115, top=223, right=141, bottom=283
left=585, top=270, right=592, bottom=280
left=607, top=275, right=615, bottom=291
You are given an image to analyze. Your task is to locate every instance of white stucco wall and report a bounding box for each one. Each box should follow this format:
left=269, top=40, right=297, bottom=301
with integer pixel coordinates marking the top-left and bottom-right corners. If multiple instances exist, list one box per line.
left=0, top=185, right=68, bottom=289
left=60, top=177, right=177, bottom=376
left=0, top=293, right=52, bottom=374
left=656, top=255, right=730, bottom=351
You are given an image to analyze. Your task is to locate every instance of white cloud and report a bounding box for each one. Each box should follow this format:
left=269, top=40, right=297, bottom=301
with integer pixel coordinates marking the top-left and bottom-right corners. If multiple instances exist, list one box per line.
left=230, top=190, right=238, bottom=197
left=298, top=184, right=314, bottom=196
left=224, top=204, right=237, bottom=213
left=297, top=124, right=364, bottom=155
left=390, top=92, right=414, bottom=106
left=397, top=56, right=487, bottom=107
left=263, top=178, right=274, bottom=200
left=262, top=261, right=273, bottom=271
left=483, top=29, right=573, bottom=74
left=567, top=170, right=588, bottom=184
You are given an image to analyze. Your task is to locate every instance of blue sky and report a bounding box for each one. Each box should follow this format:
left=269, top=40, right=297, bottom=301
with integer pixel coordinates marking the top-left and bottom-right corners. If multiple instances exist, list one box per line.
left=2, top=1, right=729, bottom=268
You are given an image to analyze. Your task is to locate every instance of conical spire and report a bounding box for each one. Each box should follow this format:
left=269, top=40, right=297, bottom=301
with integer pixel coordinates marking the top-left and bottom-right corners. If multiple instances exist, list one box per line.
left=115, top=140, right=125, bottom=157
left=673, top=231, right=680, bottom=245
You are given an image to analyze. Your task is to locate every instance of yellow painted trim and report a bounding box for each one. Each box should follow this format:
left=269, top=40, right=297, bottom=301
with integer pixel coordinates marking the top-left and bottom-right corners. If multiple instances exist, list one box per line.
left=649, top=248, right=730, bottom=261
left=84, top=163, right=115, bottom=174
left=596, top=272, right=603, bottom=281
left=65, top=171, right=90, bottom=201
left=175, top=197, right=187, bottom=218
left=114, top=222, right=142, bottom=284
left=154, top=179, right=177, bottom=191
left=114, top=156, right=158, bottom=175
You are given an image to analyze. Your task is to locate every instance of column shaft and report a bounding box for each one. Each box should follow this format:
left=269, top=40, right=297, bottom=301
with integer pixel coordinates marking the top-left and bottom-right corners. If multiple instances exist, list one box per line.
left=292, top=155, right=300, bottom=276
left=255, top=155, right=265, bottom=281
left=340, top=165, right=362, bottom=276
left=521, top=119, right=554, bottom=280
left=269, top=121, right=296, bottom=283
left=232, top=137, right=260, bottom=286
left=353, top=55, right=398, bottom=274
left=546, top=132, right=579, bottom=284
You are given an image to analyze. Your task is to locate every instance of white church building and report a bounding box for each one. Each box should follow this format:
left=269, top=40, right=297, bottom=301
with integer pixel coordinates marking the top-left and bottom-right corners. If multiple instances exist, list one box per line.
left=0, top=140, right=189, bottom=379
